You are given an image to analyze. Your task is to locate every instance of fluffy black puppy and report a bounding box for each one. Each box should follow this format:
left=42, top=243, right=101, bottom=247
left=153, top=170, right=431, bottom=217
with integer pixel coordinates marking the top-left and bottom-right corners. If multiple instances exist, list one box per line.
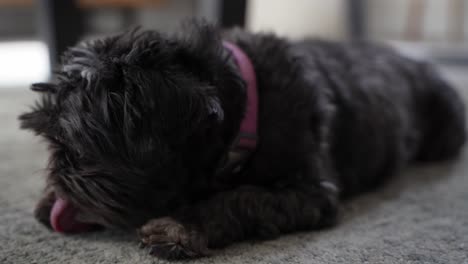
left=20, top=21, right=466, bottom=260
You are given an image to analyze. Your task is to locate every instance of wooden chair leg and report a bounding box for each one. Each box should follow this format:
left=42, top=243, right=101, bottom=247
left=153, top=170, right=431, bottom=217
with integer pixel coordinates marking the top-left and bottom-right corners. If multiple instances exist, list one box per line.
left=404, top=0, right=426, bottom=41
left=447, top=0, right=465, bottom=42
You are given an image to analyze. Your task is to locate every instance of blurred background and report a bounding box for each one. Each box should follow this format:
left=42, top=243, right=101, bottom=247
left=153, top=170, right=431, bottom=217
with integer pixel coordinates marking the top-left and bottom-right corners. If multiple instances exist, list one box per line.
left=0, top=0, right=466, bottom=88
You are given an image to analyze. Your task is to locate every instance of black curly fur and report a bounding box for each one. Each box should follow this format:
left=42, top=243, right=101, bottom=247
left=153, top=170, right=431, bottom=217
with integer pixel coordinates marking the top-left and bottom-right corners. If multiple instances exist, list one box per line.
left=19, top=20, right=466, bottom=260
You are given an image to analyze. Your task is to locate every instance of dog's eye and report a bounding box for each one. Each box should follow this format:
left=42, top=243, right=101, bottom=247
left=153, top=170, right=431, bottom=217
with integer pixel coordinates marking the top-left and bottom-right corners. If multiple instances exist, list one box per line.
left=75, top=148, right=84, bottom=159
left=207, top=96, right=224, bottom=122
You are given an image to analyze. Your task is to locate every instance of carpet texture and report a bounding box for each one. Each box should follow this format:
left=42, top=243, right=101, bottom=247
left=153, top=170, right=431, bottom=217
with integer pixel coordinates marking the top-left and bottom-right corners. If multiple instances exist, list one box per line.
left=1, top=65, right=468, bottom=264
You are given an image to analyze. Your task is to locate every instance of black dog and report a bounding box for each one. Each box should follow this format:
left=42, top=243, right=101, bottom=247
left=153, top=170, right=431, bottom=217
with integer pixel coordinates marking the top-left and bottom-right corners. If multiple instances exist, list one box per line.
left=20, top=21, right=466, bottom=260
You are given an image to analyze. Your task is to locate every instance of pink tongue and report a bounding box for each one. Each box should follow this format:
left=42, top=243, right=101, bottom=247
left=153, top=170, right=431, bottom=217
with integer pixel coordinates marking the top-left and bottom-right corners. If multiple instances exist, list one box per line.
left=50, top=198, right=96, bottom=233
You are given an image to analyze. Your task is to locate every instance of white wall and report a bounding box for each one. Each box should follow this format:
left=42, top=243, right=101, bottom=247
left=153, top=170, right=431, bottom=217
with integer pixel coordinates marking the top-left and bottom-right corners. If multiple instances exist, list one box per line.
left=0, top=41, right=49, bottom=88
left=246, top=0, right=347, bottom=40
left=247, top=0, right=467, bottom=42
left=366, top=0, right=468, bottom=42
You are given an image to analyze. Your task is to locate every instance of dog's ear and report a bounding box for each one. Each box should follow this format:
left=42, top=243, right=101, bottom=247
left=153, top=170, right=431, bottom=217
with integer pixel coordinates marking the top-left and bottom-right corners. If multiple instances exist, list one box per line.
left=174, top=19, right=224, bottom=78
left=19, top=83, right=57, bottom=135
left=177, top=19, right=222, bottom=57
left=176, top=20, right=226, bottom=123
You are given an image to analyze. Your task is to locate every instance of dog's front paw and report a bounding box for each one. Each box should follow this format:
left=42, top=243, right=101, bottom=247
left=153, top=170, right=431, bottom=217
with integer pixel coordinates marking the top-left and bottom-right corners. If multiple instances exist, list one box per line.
left=138, top=217, right=209, bottom=260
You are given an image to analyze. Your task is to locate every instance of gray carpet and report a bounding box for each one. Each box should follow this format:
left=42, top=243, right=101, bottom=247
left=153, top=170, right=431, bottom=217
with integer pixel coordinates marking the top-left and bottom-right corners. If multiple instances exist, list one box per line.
left=1, top=65, right=468, bottom=264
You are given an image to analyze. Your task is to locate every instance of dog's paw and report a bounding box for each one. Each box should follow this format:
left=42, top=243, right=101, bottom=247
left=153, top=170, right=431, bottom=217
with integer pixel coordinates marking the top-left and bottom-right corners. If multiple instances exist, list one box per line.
left=138, top=217, right=209, bottom=260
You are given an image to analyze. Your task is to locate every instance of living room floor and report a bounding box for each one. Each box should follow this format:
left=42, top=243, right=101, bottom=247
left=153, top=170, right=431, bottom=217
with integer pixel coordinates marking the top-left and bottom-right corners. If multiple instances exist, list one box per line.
left=1, top=64, right=467, bottom=264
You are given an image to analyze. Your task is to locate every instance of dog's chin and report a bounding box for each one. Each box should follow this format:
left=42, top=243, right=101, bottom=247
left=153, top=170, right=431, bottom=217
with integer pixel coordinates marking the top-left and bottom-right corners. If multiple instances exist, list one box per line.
left=50, top=197, right=102, bottom=233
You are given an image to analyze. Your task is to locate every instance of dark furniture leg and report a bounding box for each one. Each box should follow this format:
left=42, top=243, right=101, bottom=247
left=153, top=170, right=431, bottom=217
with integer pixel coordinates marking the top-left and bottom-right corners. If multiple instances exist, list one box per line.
left=219, top=0, right=247, bottom=28
left=37, top=0, right=84, bottom=70
left=347, top=0, right=366, bottom=40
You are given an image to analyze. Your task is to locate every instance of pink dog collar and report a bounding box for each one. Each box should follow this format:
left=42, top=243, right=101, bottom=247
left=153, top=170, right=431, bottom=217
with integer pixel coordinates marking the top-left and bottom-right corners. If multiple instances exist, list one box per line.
left=219, top=41, right=259, bottom=174
left=223, top=41, right=258, bottom=151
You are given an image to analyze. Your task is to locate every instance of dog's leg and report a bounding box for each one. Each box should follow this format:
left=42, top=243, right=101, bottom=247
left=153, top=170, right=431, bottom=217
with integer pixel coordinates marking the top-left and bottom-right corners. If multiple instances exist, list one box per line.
left=138, top=182, right=339, bottom=260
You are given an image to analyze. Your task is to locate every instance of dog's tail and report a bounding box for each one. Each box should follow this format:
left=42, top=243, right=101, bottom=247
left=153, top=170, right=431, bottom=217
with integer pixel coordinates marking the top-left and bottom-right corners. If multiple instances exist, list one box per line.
left=415, top=65, right=466, bottom=161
